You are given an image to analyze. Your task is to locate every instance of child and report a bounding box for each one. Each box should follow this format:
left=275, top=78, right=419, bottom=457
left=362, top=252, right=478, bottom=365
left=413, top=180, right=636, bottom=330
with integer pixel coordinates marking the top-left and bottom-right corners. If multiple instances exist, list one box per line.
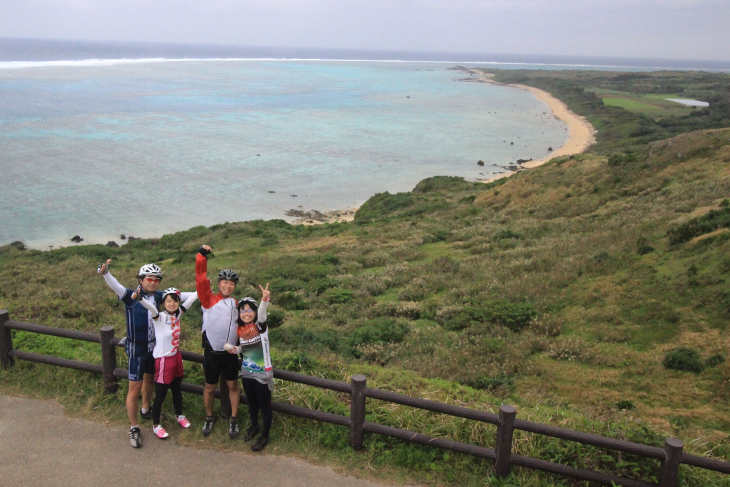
left=134, top=286, right=198, bottom=439
left=225, top=284, right=273, bottom=451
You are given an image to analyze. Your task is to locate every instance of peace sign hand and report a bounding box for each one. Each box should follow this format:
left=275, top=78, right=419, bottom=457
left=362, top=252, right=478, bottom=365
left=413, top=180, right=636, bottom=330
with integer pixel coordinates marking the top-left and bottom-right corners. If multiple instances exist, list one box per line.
left=259, top=283, right=270, bottom=302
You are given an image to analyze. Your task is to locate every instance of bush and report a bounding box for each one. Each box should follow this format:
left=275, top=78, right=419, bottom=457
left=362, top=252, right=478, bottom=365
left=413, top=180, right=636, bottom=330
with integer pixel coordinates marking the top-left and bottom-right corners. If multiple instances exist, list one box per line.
left=663, top=347, right=705, bottom=374
left=348, top=318, right=408, bottom=351
left=705, top=353, right=725, bottom=367
left=468, top=373, right=515, bottom=392
left=266, top=309, right=285, bottom=328
left=438, top=299, right=538, bottom=332
left=616, top=400, right=635, bottom=410
left=667, top=206, right=730, bottom=244
left=637, top=244, right=655, bottom=255
left=277, top=350, right=318, bottom=372
left=277, top=291, right=309, bottom=310
left=323, top=288, right=354, bottom=304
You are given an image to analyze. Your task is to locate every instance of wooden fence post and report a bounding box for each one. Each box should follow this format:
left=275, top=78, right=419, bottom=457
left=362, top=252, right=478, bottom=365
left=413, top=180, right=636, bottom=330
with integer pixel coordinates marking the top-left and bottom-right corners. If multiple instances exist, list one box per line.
left=0, top=310, right=13, bottom=370
left=658, top=437, right=684, bottom=487
left=495, top=404, right=517, bottom=477
left=350, top=374, right=367, bottom=450
left=99, top=326, right=118, bottom=394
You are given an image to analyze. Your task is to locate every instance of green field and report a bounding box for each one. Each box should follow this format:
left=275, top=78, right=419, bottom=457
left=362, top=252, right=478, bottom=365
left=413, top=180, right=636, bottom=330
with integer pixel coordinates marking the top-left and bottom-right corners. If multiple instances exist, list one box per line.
left=596, top=90, right=696, bottom=118
left=3, top=69, right=730, bottom=486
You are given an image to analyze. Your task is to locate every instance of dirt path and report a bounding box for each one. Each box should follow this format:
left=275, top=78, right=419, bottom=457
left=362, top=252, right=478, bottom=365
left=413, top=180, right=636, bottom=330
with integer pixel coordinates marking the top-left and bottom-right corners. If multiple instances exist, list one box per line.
left=0, top=394, right=412, bottom=487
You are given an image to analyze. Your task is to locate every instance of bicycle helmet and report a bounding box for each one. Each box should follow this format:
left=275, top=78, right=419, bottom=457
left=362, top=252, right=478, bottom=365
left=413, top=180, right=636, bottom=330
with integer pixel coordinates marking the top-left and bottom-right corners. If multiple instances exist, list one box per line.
left=218, top=269, right=239, bottom=283
left=237, top=297, right=258, bottom=310
left=162, top=287, right=181, bottom=302
left=138, top=263, right=163, bottom=279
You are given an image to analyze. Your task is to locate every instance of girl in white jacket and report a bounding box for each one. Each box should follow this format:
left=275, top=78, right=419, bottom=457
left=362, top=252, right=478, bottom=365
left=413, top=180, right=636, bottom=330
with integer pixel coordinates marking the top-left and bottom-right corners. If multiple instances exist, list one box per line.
left=135, top=286, right=198, bottom=439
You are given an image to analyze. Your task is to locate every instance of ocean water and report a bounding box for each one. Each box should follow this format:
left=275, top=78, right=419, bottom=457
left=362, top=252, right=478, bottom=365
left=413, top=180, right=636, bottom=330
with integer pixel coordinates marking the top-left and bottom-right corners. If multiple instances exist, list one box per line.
left=10, top=38, right=704, bottom=249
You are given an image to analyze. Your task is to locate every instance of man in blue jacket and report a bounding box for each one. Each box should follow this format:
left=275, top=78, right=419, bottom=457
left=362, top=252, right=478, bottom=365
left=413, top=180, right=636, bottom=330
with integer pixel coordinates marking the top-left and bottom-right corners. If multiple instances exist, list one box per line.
left=98, top=259, right=194, bottom=448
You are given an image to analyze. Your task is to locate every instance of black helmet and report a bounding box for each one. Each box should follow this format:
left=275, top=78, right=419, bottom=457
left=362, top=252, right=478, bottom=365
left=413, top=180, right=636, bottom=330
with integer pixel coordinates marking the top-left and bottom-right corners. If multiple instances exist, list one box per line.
left=218, top=269, right=239, bottom=283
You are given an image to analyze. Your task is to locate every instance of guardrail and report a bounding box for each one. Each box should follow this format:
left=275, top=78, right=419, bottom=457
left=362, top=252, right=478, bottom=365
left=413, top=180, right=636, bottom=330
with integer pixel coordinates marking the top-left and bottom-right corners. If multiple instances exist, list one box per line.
left=1, top=309, right=728, bottom=487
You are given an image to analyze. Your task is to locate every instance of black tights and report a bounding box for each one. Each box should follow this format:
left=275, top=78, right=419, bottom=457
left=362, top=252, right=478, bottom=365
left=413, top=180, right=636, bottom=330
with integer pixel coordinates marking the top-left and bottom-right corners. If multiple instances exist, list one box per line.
left=242, top=378, right=272, bottom=437
left=152, top=377, right=183, bottom=425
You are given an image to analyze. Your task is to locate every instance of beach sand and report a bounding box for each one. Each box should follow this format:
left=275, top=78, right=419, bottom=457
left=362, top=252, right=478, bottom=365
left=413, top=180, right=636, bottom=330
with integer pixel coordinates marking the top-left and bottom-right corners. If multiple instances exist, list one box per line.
left=292, top=72, right=596, bottom=225
left=473, top=71, right=596, bottom=183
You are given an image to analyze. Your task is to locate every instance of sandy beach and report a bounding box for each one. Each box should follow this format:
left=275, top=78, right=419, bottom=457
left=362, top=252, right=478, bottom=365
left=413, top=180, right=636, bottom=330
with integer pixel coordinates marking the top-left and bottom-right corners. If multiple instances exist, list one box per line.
left=293, top=73, right=596, bottom=225
left=473, top=71, right=596, bottom=183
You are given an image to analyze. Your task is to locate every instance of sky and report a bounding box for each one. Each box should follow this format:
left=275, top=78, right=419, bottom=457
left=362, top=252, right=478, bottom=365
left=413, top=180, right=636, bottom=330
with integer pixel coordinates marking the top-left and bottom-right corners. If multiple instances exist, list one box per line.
left=1, top=0, right=728, bottom=61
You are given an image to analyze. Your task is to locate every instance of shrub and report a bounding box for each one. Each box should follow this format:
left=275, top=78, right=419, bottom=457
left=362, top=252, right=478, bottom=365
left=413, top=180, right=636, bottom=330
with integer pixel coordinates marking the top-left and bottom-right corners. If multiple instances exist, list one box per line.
left=437, top=299, right=538, bottom=332
left=429, top=230, right=452, bottom=242
left=667, top=206, right=730, bottom=244
left=637, top=244, right=655, bottom=255
left=277, top=291, right=309, bottom=310
left=468, top=372, right=515, bottom=392
left=277, top=350, right=318, bottom=372
left=348, top=318, right=408, bottom=352
left=663, top=347, right=705, bottom=374
left=266, top=309, right=285, bottom=328
left=616, top=400, right=635, bottom=410
left=323, top=288, right=354, bottom=304
left=705, top=353, right=725, bottom=367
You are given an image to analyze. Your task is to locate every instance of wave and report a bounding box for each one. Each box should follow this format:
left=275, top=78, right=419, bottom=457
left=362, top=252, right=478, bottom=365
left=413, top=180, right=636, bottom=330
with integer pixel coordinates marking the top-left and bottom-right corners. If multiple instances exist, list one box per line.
left=2, top=57, right=728, bottom=72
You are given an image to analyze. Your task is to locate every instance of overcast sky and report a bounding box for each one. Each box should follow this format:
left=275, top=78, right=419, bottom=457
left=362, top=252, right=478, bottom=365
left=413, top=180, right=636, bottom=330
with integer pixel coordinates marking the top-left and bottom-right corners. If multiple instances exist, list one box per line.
left=1, top=0, right=728, bottom=61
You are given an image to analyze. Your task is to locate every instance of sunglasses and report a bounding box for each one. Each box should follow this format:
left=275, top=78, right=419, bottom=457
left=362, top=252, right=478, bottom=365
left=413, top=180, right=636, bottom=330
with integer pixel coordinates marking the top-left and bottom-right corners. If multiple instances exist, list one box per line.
left=240, top=309, right=255, bottom=314
left=143, top=276, right=161, bottom=282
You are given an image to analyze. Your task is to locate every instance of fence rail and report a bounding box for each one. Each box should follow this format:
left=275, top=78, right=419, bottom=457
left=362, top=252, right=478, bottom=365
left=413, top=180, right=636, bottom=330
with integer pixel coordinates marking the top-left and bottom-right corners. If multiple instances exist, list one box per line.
left=1, top=309, right=729, bottom=486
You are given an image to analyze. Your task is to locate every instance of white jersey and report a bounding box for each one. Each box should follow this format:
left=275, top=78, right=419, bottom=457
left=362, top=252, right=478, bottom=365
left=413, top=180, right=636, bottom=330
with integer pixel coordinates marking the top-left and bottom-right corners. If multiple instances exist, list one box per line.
left=138, top=293, right=198, bottom=358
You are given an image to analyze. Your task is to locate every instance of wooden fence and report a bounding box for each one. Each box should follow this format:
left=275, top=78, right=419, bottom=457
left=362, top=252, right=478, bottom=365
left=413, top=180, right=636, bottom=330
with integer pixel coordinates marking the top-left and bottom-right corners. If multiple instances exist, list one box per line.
left=1, top=309, right=729, bottom=487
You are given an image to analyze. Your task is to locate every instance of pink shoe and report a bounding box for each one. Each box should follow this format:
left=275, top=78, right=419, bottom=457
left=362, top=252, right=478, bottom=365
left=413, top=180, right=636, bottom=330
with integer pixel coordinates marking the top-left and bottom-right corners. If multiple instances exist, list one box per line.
left=176, top=415, right=191, bottom=429
left=153, top=425, right=169, bottom=439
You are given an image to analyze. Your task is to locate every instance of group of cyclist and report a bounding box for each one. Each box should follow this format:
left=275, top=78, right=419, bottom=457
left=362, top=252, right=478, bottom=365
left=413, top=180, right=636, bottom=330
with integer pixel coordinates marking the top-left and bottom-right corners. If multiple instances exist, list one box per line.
left=97, top=244, right=273, bottom=452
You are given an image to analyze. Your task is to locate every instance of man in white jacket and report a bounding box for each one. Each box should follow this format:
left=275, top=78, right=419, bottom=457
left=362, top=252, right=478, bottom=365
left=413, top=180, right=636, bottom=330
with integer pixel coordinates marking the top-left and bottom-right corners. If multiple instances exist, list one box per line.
left=196, top=244, right=242, bottom=439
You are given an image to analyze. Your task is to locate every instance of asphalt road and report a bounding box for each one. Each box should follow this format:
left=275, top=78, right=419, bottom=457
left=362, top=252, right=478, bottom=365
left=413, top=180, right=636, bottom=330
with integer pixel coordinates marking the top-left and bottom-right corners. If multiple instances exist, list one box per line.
left=0, top=394, right=411, bottom=487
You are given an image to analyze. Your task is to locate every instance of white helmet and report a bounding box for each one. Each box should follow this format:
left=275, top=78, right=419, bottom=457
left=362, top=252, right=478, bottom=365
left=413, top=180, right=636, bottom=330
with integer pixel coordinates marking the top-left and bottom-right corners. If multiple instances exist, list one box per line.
left=138, top=263, right=163, bottom=279
left=162, top=288, right=181, bottom=301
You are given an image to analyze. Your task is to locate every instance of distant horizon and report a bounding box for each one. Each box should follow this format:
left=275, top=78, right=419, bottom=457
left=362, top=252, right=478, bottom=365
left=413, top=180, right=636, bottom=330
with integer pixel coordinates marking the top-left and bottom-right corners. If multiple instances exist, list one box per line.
left=2, top=37, right=730, bottom=72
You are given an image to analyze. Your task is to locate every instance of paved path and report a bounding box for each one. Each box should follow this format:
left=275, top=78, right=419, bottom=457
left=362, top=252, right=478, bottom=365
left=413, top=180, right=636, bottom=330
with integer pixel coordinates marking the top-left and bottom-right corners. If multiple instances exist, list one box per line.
left=0, top=394, right=408, bottom=487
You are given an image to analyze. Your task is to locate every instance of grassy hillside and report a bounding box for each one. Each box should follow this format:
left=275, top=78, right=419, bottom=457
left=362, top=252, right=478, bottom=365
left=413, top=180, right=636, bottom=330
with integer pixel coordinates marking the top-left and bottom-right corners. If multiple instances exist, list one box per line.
left=3, top=71, right=730, bottom=486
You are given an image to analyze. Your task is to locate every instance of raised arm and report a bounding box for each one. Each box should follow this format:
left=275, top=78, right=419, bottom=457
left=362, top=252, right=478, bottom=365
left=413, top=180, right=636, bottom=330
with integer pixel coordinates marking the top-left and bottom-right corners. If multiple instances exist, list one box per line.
left=195, top=246, right=215, bottom=309
left=131, top=287, right=159, bottom=318
left=97, top=259, right=126, bottom=299
left=257, top=300, right=269, bottom=325
left=256, top=283, right=270, bottom=330
left=180, top=292, right=199, bottom=313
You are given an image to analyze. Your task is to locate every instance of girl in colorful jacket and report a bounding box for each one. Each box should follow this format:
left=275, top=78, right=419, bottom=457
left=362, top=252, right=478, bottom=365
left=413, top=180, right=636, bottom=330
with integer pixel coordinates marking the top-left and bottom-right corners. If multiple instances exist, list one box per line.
left=225, top=284, right=272, bottom=451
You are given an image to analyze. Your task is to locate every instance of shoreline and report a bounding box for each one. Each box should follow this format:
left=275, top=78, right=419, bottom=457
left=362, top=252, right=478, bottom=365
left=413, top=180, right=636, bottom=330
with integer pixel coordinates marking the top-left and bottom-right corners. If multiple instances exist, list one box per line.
left=8, top=73, right=597, bottom=243
left=472, top=71, right=596, bottom=183
left=291, top=73, right=596, bottom=225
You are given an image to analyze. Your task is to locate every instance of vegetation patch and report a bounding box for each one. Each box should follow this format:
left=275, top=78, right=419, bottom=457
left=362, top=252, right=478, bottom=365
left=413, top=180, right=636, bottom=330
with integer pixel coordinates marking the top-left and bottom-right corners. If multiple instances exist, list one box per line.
left=663, top=347, right=705, bottom=374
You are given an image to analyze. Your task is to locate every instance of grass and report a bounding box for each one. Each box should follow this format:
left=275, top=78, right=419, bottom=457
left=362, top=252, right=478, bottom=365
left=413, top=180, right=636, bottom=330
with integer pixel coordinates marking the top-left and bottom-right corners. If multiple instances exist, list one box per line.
left=3, top=69, right=730, bottom=486
left=589, top=88, right=697, bottom=119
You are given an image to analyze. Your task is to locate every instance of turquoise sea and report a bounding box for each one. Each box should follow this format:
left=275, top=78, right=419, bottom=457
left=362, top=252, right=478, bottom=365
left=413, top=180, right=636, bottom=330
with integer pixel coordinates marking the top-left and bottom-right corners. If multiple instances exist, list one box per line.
left=1, top=57, right=572, bottom=248
left=12, top=39, right=721, bottom=249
